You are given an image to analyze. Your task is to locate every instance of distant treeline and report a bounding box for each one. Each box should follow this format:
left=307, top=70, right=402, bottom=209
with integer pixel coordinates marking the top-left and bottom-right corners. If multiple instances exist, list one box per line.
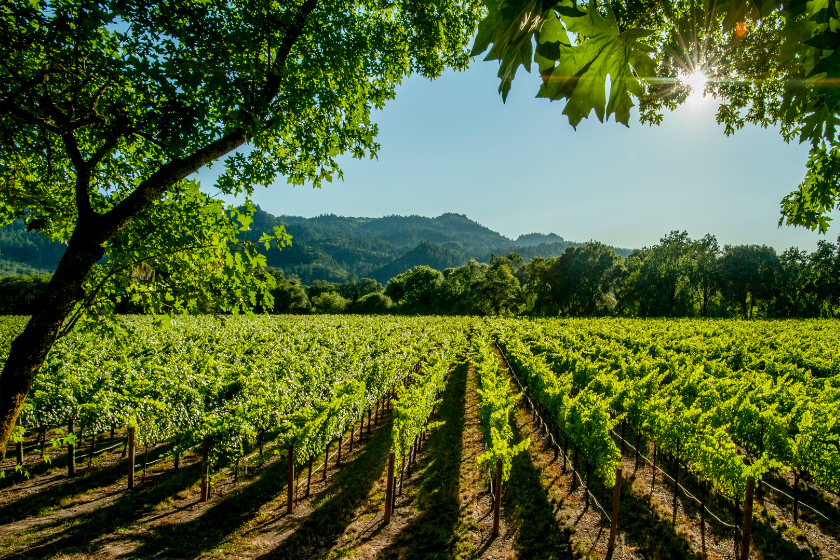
left=5, top=231, right=839, bottom=318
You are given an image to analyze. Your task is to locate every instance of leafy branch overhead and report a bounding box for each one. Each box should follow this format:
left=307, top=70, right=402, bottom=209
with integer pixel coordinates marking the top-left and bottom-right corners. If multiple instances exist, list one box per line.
left=472, top=0, right=840, bottom=231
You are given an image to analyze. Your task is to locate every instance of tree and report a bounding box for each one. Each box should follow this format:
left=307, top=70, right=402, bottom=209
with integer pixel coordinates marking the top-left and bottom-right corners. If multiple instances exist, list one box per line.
left=0, top=0, right=482, bottom=453
left=523, top=255, right=557, bottom=315
left=472, top=0, right=840, bottom=232
left=436, top=259, right=489, bottom=314
left=266, top=269, right=310, bottom=314
left=385, top=265, right=444, bottom=313
left=347, top=292, right=393, bottom=314
left=546, top=242, right=621, bottom=316
left=719, top=245, right=780, bottom=318
left=693, top=234, right=721, bottom=318
left=641, top=231, right=694, bottom=317
left=773, top=247, right=816, bottom=317
left=810, top=238, right=840, bottom=316
left=475, top=262, right=523, bottom=315
left=310, top=291, right=347, bottom=314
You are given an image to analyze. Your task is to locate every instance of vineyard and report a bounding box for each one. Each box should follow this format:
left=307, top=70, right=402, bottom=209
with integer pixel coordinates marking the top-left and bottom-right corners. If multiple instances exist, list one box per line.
left=1, top=316, right=839, bottom=559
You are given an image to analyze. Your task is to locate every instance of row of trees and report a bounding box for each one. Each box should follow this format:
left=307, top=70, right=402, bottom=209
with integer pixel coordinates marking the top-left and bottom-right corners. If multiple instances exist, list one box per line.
left=383, top=233, right=840, bottom=318
left=6, top=232, right=840, bottom=319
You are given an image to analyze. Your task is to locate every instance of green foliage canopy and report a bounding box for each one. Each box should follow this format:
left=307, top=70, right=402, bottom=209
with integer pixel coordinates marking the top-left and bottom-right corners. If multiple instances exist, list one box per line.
left=0, top=0, right=483, bottom=454
left=472, top=0, right=840, bottom=231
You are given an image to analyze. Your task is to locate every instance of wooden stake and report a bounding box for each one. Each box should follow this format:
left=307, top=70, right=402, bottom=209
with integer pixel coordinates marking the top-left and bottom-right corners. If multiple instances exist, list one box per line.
left=621, top=420, right=626, bottom=454
left=88, top=432, right=96, bottom=469
left=673, top=439, right=680, bottom=525
left=323, top=441, right=330, bottom=481
left=384, top=451, right=395, bottom=524
left=399, top=456, right=406, bottom=495
left=608, top=468, right=623, bottom=550
left=741, top=477, right=755, bottom=560
left=127, top=426, right=135, bottom=489
left=306, top=455, right=313, bottom=497
left=67, top=418, right=76, bottom=477
left=492, top=460, right=502, bottom=536
left=286, top=443, right=294, bottom=514
left=367, top=408, right=372, bottom=433
left=349, top=422, right=354, bottom=453
left=650, top=443, right=657, bottom=495
left=200, top=439, right=209, bottom=502
left=174, top=452, right=180, bottom=469
left=635, top=431, right=641, bottom=471
left=375, top=399, right=379, bottom=425
left=337, top=436, right=343, bottom=466
left=701, top=480, right=707, bottom=558
left=793, top=470, right=800, bottom=525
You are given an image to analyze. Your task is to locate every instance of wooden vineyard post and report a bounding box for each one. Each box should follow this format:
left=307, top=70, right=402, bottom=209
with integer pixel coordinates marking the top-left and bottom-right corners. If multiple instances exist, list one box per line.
left=258, top=428, right=265, bottom=465
left=306, top=455, right=313, bottom=497
left=793, top=470, right=800, bottom=525
left=88, top=431, right=96, bottom=469
left=621, top=420, right=626, bottom=454
left=608, top=468, right=623, bottom=551
left=349, top=423, right=354, bottom=453
left=407, top=439, right=414, bottom=477
left=323, top=441, right=330, bottom=481
left=337, top=436, right=343, bottom=466
left=286, top=443, right=294, bottom=514
left=367, top=408, right=372, bottom=433
left=650, top=443, right=657, bottom=495
left=375, top=399, right=379, bottom=425
left=127, top=426, right=136, bottom=489
left=200, top=439, right=209, bottom=502
left=68, top=417, right=76, bottom=477
left=492, top=460, right=502, bottom=537
left=741, top=477, right=755, bottom=560
left=673, top=437, right=680, bottom=526
left=757, top=421, right=765, bottom=499
left=733, top=496, right=740, bottom=558
left=384, top=451, right=395, bottom=525
left=174, top=452, right=180, bottom=469
left=700, top=480, right=707, bottom=558
left=635, top=431, right=641, bottom=471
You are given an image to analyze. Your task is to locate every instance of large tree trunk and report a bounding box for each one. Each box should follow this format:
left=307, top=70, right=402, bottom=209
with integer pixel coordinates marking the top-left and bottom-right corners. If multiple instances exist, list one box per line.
left=0, top=230, right=105, bottom=459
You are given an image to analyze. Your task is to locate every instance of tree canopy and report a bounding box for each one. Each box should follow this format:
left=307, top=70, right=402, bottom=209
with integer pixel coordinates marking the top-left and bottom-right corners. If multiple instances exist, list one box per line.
left=0, top=0, right=483, bottom=454
left=472, top=0, right=840, bottom=232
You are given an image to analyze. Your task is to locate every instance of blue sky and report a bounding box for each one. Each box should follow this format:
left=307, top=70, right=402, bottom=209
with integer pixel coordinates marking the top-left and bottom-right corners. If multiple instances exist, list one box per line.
left=204, top=59, right=839, bottom=252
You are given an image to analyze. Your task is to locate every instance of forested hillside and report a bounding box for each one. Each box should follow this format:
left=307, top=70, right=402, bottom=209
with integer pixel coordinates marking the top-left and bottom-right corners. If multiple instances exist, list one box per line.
left=0, top=209, right=630, bottom=282
left=0, top=221, right=64, bottom=276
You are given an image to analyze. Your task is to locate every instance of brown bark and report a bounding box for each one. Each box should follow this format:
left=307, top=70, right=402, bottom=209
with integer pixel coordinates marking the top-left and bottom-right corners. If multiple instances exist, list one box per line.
left=0, top=0, right=320, bottom=458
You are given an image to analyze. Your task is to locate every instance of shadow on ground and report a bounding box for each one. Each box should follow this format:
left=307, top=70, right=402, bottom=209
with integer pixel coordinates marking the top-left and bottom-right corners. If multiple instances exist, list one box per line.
left=1, top=462, right=200, bottom=559
left=0, top=440, right=174, bottom=524
left=256, top=415, right=396, bottom=560
left=380, top=362, right=469, bottom=560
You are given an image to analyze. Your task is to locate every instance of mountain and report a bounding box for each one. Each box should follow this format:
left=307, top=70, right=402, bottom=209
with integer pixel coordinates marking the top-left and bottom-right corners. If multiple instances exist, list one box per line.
left=369, top=241, right=468, bottom=283
left=0, top=209, right=633, bottom=282
left=514, top=233, right=566, bottom=246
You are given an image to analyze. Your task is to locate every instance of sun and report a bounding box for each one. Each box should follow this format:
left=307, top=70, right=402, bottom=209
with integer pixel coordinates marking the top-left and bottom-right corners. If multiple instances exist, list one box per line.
left=681, top=70, right=707, bottom=96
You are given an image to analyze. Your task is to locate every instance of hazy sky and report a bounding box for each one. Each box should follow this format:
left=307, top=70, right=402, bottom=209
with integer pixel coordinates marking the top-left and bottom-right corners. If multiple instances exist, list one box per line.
left=202, top=59, right=840, bottom=252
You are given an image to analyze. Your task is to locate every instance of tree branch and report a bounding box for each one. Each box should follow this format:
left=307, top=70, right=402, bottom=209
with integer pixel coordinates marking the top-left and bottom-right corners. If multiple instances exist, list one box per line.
left=97, top=0, right=319, bottom=244
left=62, top=133, right=96, bottom=222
